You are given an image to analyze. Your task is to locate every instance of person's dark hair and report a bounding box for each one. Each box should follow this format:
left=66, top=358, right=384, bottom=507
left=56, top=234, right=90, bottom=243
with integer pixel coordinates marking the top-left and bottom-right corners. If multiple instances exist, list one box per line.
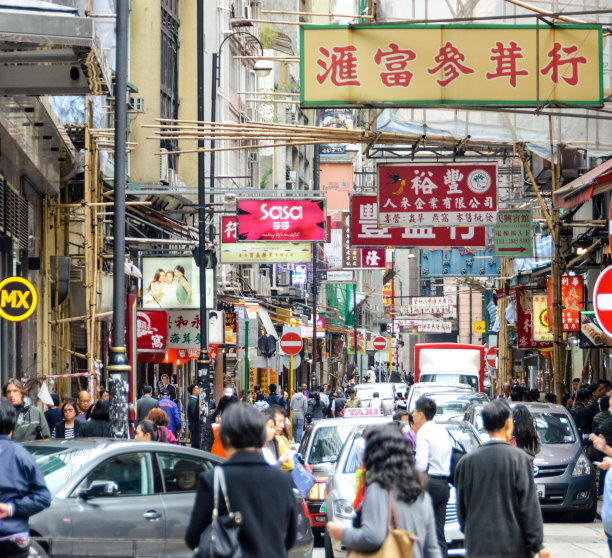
left=2, top=378, right=24, bottom=396
left=362, top=424, right=426, bottom=504
left=268, top=383, right=277, bottom=393
left=573, top=378, right=581, bottom=384
left=544, top=393, right=556, bottom=404
left=142, top=384, right=153, bottom=395
left=576, top=388, right=590, bottom=403
left=346, top=387, right=356, bottom=395
left=529, top=388, right=540, bottom=402
left=61, top=398, right=77, bottom=418
left=50, top=393, right=60, bottom=407
left=319, top=386, right=325, bottom=393
left=482, top=400, right=511, bottom=432
left=512, top=404, right=541, bottom=456
left=588, top=383, right=598, bottom=395
left=256, top=391, right=266, bottom=402
left=313, top=392, right=321, bottom=405
left=90, top=399, right=110, bottom=422
left=0, top=397, right=16, bottom=435
left=394, top=409, right=408, bottom=422
left=175, top=265, right=186, bottom=277
left=373, top=392, right=380, bottom=398
left=99, top=389, right=109, bottom=399
left=147, top=407, right=169, bottom=427
left=219, top=403, right=266, bottom=449
left=268, top=404, right=285, bottom=419
left=254, top=384, right=261, bottom=392
left=601, top=395, right=610, bottom=413
left=510, top=389, right=522, bottom=402
left=139, top=419, right=162, bottom=441
left=187, top=383, right=197, bottom=395
left=415, top=397, right=437, bottom=421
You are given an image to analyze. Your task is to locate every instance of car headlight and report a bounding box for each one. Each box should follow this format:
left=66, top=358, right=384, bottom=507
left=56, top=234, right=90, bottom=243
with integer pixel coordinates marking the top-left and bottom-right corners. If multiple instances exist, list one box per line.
left=333, top=499, right=355, bottom=519
left=572, top=453, right=592, bottom=477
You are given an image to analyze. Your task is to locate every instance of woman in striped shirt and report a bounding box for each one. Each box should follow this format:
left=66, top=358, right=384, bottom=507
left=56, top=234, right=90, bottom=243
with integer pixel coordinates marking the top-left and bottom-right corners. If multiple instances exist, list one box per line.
left=51, top=399, right=81, bottom=439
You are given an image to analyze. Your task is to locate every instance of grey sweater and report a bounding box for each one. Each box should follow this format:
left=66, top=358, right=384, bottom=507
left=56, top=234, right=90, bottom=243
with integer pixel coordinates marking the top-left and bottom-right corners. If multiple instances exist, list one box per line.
left=341, top=482, right=442, bottom=558
left=455, top=439, right=544, bottom=558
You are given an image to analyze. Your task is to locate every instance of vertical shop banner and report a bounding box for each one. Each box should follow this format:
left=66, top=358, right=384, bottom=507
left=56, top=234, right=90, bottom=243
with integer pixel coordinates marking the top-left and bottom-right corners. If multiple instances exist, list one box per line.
left=378, top=163, right=498, bottom=227
left=351, top=194, right=486, bottom=247
left=225, top=311, right=237, bottom=345
left=237, top=199, right=326, bottom=242
left=136, top=310, right=168, bottom=353
left=342, top=211, right=360, bottom=269
left=168, top=310, right=225, bottom=349
left=494, top=210, right=533, bottom=256
left=532, top=294, right=553, bottom=342
left=516, top=288, right=553, bottom=349
left=382, top=269, right=394, bottom=319
left=547, top=275, right=584, bottom=332
left=347, top=329, right=366, bottom=354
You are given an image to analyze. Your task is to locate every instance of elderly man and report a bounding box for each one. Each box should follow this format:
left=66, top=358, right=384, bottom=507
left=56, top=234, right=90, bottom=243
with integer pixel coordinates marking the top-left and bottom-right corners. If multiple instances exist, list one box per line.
left=498, top=382, right=512, bottom=400
left=75, top=391, right=92, bottom=422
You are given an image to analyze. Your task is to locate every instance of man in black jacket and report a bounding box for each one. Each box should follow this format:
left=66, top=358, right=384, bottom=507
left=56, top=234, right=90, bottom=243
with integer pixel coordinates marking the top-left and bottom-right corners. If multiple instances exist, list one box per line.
left=265, top=383, right=286, bottom=410
left=572, top=388, right=594, bottom=436
left=455, top=400, right=549, bottom=558
left=136, top=384, right=159, bottom=426
left=185, top=403, right=296, bottom=558
left=213, top=387, right=239, bottom=420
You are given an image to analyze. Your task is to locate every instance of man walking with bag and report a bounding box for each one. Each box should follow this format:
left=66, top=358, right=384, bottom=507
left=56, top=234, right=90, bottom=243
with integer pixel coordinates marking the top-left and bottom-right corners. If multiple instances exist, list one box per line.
left=290, top=386, right=308, bottom=443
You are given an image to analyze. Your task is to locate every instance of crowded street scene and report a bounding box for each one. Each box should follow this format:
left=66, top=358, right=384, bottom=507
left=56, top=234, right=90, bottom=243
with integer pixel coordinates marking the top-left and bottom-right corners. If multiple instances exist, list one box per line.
left=3, top=0, right=612, bottom=557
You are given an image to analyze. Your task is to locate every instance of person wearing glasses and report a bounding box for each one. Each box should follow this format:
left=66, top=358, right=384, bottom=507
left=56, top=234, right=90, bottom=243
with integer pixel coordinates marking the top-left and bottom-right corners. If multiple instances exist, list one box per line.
left=51, top=399, right=82, bottom=439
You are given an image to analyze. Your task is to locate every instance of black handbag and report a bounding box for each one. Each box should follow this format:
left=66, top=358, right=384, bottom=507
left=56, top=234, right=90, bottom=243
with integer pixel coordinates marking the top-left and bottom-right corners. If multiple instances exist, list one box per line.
left=196, top=467, right=242, bottom=558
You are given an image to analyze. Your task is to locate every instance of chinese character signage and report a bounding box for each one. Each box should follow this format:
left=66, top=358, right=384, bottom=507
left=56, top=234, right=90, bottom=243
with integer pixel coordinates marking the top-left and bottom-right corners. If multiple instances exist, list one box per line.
left=532, top=293, right=554, bottom=342
left=421, top=243, right=501, bottom=278
left=494, top=210, right=533, bottom=256
left=580, top=311, right=612, bottom=348
left=142, top=257, right=214, bottom=309
left=237, top=199, right=326, bottom=242
left=378, top=163, right=497, bottom=227
left=516, top=288, right=552, bottom=349
left=391, top=319, right=452, bottom=333
left=342, top=211, right=360, bottom=268
left=406, top=296, right=455, bottom=315
left=301, top=25, right=603, bottom=106
left=547, top=275, right=584, bottom=332
left=137, top=310, right=167, bottom=353
left=351, top=195, right=486, bottom=247
left=167, top=310, right=202, bottom=349
left=361, top=248, right=386, bottom=269
left=221, top=217, right=311, bottom=263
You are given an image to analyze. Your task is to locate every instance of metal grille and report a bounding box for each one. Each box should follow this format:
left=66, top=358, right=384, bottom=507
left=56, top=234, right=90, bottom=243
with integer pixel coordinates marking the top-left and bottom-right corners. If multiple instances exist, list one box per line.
left=0, top=181, right=31, bottom=251
left=534, top=464, right=567, bottom=478
left=161, top=0, right=179, bottom=170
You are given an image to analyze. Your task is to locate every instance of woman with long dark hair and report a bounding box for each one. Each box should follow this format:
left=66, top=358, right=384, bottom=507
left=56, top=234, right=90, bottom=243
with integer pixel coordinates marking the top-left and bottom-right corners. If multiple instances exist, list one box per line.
left=511, top=404, right=541, bottom=460
left=78, top=399, right=110, bottom=437
left=307, top=392, right=326, bottom=423
left=327, top=424, right=441, bottom=558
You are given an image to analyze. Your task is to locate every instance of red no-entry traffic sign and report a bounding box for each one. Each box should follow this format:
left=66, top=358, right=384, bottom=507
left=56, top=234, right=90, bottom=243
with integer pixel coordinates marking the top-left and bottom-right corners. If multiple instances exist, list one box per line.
left=373, top=336, right=387, bottom=351
left=594, top=266, right=612, bottom=336
left=486, top=346, right=497, bottom=368
left=280, top=332, right=303, bottom=356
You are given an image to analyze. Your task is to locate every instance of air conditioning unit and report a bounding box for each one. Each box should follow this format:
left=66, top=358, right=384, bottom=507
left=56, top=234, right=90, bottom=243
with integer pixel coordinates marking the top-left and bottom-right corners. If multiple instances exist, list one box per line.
left=232, top=0, right=251, bottom=20
left=160, top=148, right=169, bottom=184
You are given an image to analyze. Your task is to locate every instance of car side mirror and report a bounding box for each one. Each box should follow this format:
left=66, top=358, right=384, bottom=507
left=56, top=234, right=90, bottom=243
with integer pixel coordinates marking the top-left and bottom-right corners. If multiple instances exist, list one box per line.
left=78, top=480, right=120, bottom=500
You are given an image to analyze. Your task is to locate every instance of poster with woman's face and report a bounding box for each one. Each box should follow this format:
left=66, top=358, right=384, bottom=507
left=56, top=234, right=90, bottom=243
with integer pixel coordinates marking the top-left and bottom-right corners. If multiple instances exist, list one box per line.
left=142, top=257, right=214, bottom=309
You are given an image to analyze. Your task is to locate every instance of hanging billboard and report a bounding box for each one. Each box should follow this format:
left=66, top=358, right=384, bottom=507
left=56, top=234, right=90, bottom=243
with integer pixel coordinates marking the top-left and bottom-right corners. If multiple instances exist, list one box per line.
left=547, top=275, right=584, bottom=332
left=142, top=257, right=213, bottom=309
left=351, top=194, right=487, bottom=247
left=580, top=311, right=612, bottom=348
left=301, top=25, right=603, bottom=107
left=378, top=163, right=498, bottom=228
left=237, top=199, right=326, bottom=242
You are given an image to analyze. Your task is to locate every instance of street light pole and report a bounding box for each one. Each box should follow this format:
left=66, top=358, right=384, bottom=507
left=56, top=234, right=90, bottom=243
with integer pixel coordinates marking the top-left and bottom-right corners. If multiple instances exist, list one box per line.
left=107, top=0, right=130, bottom=438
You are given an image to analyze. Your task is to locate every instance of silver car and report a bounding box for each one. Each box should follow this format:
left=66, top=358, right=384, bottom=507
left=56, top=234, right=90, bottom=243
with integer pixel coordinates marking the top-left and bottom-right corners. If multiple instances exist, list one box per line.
left=25, top=439, right=314, bottom=557
left=353, top=383, right=397, bottom=415
left=324, top=419, right=482, bottom=558
left=406, top=382, right=474, bottom=414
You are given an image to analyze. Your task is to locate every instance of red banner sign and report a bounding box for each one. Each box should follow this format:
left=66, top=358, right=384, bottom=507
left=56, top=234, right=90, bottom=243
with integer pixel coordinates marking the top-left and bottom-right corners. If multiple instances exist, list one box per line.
left=378, top=163, right=497, bottom=228
left=237, top=199, right=326, bottom=242
left=547, top=275, right=584, bottom=332
left=222, top=216, right=237, bottom=243
left=351, top=195, right=486, bottom=247
left=137, top=310, right=168, bottom=353
left=516, top=288, right=552, bottom=349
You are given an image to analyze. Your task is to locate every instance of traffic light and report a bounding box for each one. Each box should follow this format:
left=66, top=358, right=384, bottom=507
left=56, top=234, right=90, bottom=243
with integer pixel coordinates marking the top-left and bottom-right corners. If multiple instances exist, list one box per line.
left=192, top=248, right=217, bottom=268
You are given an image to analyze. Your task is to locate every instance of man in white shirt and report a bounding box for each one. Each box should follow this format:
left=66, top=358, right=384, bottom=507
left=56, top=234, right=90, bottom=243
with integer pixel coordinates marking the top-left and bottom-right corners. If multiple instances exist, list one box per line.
left=413, top=396, right=453, bottom=557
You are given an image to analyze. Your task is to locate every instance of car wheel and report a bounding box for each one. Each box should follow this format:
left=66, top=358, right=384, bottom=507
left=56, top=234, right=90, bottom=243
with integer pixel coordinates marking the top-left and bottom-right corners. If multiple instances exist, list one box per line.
left=324, top=531, right=335, bottom=558
left=29, top=540, right=49, bottom=557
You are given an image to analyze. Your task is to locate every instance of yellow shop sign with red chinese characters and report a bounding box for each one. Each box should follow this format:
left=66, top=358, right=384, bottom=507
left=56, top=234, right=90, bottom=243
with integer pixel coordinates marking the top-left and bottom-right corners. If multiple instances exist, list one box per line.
left=300, top=25, right=602, bottom=107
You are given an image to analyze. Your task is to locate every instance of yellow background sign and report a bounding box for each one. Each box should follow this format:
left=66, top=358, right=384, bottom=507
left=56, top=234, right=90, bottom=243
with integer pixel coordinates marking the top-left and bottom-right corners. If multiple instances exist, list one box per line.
left=301, top=25, right=602, bottom=106
left=473, top=321, right=486, bottom=333
left=0, top=276, right=38, bottom=321
left=532, top=294, right=554, bottom=342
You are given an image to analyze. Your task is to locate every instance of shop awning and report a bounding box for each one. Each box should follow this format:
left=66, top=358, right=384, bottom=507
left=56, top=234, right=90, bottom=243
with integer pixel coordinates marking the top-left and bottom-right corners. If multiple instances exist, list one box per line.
left=553, top=158, right=612, bottom=210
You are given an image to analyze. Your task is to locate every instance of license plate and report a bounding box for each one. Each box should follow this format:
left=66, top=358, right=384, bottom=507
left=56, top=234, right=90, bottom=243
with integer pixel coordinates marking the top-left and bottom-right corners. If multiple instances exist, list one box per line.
left=536, top=484, right=545, bottom=498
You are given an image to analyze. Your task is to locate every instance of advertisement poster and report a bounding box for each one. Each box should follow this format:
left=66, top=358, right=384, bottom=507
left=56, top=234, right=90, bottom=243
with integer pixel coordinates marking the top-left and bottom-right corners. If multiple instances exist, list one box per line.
left=547, top=275, right=584, bottom=332
left=378, top=163, right=498, bottom=228
left=351, top=194, right=487, bottom=247
left=532, top=293, right=554, bottom=342
left=142, top=257, right=213, bottom=309
left=516, top=287, right=552, bottom=349
left=136, top=310, right=167, bottom=353
left=237, top=199, right=326, bottom=242
left=580, top=311, right=612, bottom=348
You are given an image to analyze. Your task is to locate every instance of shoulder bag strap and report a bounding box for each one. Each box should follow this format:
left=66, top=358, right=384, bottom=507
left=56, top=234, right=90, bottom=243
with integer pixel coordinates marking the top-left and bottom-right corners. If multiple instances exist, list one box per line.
left=387, top=491, right=400, bottom=530
left=212, top=466, right=221, bottom=517
left=216, top=466, right=233, bottom=515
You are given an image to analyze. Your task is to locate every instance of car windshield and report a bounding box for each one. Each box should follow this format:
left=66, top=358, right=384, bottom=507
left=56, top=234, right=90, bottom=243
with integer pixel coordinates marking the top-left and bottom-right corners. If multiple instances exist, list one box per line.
left=533, top=412, right=576, bottom=444
left=308, top=424, right=356, bottom=465
left=433, top=394, right=489, bottom=417
left=420, top=374, right=479, bottom=391
left=355, top=386, right=394, bottom=401
left=32, top=447, right=106, bottom=496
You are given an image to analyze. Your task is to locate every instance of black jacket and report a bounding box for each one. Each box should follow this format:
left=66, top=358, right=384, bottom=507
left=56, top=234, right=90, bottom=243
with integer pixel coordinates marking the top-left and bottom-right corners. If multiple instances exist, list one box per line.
left=136, top=395, right=159, bottom=425
left=185, top=450, right=297, bottom=558
left=571, top=403, right=594, bottom=435
left=266, top=392, right=287, bottom=410
left=213, top=395, right=238, bottom=420
left=78, top=419, right=110, bottom=438
left=52, top=420, right=82, bottom=439
left=455, top=439, right=544, bottom=558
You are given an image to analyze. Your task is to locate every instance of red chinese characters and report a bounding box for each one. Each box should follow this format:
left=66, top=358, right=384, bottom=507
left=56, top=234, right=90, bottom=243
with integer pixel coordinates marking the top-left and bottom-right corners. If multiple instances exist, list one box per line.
left=316, top=45, right=360, bottom=86
left=486, top=41, right=529, bottom=87
left=427, top=41, right=475, bottom=86
left=374, top=43, right=417, bottom=87
left=541, top=42, right=587, bottom=86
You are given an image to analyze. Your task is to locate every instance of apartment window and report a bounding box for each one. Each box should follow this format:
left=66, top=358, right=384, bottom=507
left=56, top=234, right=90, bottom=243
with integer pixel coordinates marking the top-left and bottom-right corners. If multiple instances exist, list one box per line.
left=161, top=0, right=179, bottom=169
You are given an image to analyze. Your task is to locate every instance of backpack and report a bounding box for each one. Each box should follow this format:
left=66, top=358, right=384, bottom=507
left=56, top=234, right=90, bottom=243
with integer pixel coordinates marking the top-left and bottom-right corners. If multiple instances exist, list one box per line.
left=447, top=430, right=467, bottom=485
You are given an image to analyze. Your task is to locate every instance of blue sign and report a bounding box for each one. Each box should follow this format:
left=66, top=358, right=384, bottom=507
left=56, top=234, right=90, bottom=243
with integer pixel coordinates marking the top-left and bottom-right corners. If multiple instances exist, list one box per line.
left=421, top=246, right=501, bottom=278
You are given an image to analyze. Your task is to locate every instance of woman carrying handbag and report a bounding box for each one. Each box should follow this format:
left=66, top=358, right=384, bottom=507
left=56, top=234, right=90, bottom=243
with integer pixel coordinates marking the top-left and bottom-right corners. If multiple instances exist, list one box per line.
left=185, top=403, right=297, bottom=558
left=327, top=424, right=442, bottom=558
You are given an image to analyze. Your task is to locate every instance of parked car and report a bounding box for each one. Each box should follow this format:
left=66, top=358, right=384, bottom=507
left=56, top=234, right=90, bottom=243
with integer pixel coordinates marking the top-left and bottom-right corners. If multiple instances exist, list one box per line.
left=298, top=416, right=389, bottom=543
left=324, top=419, right=482, bottom=558
left=24, top=439, right=314, bottom=557
left=353, top=383, right=397, bottom=415
left=406, top=382, right=474, bottom=413
left=464, top=402, right=597, bottom=521
left=429, top=392, right=490, bottom=422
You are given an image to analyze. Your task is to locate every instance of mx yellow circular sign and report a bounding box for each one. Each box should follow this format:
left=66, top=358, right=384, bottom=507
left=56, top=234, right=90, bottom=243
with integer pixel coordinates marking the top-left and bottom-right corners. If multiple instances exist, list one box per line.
left=0, top=277, right=38, bottom=321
